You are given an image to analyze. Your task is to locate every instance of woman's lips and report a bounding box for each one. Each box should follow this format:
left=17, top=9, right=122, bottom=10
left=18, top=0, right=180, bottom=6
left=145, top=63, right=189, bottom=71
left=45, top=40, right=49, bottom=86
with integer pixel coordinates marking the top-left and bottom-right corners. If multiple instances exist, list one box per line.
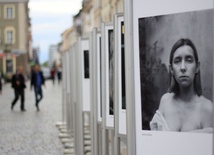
left=180, top=76, right=189, bottom=79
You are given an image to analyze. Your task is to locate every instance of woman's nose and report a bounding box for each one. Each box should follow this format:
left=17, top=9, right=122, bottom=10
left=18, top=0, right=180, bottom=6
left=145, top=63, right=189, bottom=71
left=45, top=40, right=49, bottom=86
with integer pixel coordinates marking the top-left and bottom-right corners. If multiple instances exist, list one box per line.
left=180, top=61, right=186, bottom=72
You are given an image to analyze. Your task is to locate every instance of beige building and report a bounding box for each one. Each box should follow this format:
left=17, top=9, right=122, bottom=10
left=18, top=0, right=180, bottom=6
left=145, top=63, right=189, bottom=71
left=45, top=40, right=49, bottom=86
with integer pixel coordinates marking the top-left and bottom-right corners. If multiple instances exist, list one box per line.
left=75, top=0, right=124, bottom=39
left=0, top=0, right=31, bottom=81
left=59, top=27, right=74, bottom=53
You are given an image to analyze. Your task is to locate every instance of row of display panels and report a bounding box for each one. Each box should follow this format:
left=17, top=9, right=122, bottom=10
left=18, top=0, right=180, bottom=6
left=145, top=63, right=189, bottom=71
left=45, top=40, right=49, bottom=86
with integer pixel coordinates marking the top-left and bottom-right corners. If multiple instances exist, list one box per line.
left=62, top=0, right=213, bottom=154
left=61, top=14, right=127, bottom=155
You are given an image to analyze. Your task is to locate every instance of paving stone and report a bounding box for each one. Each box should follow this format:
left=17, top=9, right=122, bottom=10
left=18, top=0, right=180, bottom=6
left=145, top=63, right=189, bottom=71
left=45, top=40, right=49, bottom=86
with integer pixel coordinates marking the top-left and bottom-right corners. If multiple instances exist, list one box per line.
left=60, top=129, right=68, bottom=133
left=84, top=135, right=91, bottom=140
left=58, top=125, right=67, bottom=130
left=64, top=148, right=74, bottom=154
left=84, top=145, right=91, bottom=153
left=84, top=140, right=91, bottom=146
left=56, top=121, right=66, bottom=127
left=59, top=133, right=71, bottom=138
left=61, top=138, right=73, bottom=144
left=64, top=142, right=74, bottom=148
left=85, top=152, right=91, bottom=155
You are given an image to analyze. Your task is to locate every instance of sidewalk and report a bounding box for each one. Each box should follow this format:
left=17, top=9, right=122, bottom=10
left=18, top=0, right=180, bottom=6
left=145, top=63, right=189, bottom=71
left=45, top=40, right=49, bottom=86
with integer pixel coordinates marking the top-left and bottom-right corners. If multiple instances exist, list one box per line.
left=0, top=80, right=63, bottom=155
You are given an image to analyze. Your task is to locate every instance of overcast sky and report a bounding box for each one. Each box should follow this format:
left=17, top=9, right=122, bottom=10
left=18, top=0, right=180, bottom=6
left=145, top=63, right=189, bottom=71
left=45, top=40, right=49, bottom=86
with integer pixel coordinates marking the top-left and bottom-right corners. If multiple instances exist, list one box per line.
left=29, top=0, right=82, bottom=63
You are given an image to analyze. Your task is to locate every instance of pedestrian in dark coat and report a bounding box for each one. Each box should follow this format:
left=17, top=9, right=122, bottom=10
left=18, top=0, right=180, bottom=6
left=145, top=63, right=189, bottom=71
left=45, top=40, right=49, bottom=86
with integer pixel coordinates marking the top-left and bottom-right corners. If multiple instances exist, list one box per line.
left=11, top=66, right=26, bottom=111
left=31, top=64, right=45, bottom=111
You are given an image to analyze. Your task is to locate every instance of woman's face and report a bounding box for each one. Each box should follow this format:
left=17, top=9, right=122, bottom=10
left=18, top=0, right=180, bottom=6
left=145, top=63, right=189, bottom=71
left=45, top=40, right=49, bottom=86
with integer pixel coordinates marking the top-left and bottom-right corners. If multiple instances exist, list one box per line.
left=170, top=45, right=199, bottom=88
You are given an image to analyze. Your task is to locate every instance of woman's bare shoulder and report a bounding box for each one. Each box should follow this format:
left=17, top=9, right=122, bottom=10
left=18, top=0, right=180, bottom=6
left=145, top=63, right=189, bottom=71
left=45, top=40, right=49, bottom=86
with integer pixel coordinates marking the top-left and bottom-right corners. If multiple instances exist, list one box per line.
left=198, top=96, right=213, bottom=127
left=159, top=93, right=174, bottom=113
left=199, top=96, right=213, bottom=113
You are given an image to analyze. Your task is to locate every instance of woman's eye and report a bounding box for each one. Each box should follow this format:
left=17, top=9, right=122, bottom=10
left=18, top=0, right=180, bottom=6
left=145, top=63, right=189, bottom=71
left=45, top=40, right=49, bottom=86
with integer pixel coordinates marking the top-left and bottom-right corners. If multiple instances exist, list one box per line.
left=174, top=59, right=180, bottom=64
left=186, top=58, right=193, bottom=63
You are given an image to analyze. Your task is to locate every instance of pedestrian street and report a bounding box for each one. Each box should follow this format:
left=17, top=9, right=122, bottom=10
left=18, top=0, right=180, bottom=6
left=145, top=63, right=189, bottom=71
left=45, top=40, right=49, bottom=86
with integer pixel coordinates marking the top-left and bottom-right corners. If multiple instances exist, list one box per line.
left=0, top=80, right=63, bottom=155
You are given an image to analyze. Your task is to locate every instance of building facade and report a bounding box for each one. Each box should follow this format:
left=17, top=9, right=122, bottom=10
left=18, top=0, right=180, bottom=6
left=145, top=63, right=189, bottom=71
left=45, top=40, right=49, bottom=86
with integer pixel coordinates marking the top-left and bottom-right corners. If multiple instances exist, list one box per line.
left=0, top=0, right=31, bottom=81
left=58, top=0, right=124, bottom=58
left=32, top=47, right=39, bottom=65
left=48, top=45, right=61, bottom=68
left=71, top=0, right=123, bottom=44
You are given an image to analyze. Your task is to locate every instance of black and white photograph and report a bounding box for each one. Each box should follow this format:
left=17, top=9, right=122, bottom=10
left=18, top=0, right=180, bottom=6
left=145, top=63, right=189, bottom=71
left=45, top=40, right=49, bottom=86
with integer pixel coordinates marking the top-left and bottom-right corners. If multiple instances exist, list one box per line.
left=84, top=50, right=90, bottom=79
left=109, top=29, right=114, bottom=115
left=138, top=9, right=213, bottom=133
left=121, top=21, right=126, bottom=110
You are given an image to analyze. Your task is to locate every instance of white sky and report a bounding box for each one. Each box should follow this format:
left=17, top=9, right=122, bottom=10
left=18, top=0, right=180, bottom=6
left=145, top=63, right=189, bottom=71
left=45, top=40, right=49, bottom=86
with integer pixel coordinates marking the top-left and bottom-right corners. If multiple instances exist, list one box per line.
left=29, top=0, right=82, bottom=63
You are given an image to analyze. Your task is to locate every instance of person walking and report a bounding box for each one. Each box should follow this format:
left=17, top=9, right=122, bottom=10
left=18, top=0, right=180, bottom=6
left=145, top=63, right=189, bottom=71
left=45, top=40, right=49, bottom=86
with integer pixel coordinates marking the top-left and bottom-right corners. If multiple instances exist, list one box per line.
left=57, top=66, right=62, bottom=84
left=11, top=66, right=26, bottom=111
left=31, top=64, right=45, bottom=111
left=50, top=67, right=55, bottom=85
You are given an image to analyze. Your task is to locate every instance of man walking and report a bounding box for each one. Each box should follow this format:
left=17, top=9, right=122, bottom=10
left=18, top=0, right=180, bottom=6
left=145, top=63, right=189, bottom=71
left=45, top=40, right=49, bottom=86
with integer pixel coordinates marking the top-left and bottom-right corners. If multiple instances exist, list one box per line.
left=11, top=66, right=26, bottom=111
left=50, top=67, right=55, bottom=85
left=31, top=64, right=45, bottom=111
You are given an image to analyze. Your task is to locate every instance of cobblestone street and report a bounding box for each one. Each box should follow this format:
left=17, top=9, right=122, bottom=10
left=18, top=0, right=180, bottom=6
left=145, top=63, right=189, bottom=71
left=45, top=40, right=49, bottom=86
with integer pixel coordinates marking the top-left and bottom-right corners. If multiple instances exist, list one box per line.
left=0, top=80, right=63, bottom=155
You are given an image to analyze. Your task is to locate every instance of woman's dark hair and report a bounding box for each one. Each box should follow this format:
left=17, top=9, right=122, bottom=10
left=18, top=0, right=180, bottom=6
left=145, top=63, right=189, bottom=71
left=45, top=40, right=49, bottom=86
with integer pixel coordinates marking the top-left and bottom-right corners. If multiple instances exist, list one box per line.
left=168, top=38, right=202, bottom=96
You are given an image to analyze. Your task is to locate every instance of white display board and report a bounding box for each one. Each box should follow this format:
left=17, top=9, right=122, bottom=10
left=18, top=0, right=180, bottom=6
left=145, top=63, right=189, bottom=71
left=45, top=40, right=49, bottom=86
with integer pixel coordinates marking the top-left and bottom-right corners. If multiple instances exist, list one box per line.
left=62, top=53, right=67, bottom=123
left=66, top=50, right=72, bottom=134
left=66, top=52, right=71, bottom=94
left=127, top=0, right=213, bottom=154
left=96, top=32, right=102, bottom=123
left=102, top=23, right=114, bottom=128
left=75, top=40, right=84, bottom=155
left=62, top=54, right=66, bottom=91
left=79, top=39, right=91, bottom=112
left=114, top=14, right=127, bottom=135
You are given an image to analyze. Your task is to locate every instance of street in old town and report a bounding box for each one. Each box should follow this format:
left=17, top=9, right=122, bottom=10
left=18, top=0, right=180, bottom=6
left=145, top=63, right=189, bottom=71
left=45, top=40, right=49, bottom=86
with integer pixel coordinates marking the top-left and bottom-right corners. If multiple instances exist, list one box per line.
left=0, top=80, right=63, bottom=155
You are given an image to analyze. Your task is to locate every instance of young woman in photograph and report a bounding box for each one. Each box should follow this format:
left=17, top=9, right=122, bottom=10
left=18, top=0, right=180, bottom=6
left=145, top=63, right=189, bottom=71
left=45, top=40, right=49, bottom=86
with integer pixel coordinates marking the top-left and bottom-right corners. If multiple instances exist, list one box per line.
left=150, top=38, right=213, bottom=133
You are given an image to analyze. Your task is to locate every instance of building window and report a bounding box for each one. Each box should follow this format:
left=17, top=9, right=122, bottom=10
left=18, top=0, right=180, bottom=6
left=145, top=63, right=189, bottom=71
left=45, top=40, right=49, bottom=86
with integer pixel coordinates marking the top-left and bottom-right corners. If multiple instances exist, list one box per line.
left=6, top=30, right=13, bottom=44
left=4, top=5, right=15, bottom=19
left=4, top=27, right=15, bottom=44
left=6, top=7, right=13, bottom=19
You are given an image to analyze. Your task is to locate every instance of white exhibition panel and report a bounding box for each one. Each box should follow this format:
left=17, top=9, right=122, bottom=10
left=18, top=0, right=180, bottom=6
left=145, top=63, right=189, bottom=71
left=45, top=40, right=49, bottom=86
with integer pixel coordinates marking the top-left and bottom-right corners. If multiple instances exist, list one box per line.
left=103, top=24, right=114, bottom=128
left=69, top=46, right=77, bottom=134
left=62, top=54, right=66, bottom=91
left=96, top=32, right=102, bottom=123
left=66, top=52, right=71, bottom=94
left=80, top=39, right=91, bottom=112
left=116, top=15, right=126, bottom=135
left=131, top=0, right=213, bottom=155
left=62, top=54, right=67, bottom=123
left=75, top=40, right=84, bottom=155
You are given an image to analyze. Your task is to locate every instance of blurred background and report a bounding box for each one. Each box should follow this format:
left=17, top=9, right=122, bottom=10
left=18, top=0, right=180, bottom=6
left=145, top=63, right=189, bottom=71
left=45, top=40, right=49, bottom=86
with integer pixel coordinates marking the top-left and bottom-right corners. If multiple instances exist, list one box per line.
left=0, top=0, right=124, bottom=82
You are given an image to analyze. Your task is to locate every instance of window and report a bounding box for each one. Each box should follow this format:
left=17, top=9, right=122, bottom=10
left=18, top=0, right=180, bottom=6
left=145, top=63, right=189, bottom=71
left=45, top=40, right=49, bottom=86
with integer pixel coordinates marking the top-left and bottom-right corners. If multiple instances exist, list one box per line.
left=4, top=27, right=15, bottom=44
left=6, top=7, right=13, bottom=19
left=6, top=30, right=13, bottom=44
left=4, top=5, right=15, bottom=19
